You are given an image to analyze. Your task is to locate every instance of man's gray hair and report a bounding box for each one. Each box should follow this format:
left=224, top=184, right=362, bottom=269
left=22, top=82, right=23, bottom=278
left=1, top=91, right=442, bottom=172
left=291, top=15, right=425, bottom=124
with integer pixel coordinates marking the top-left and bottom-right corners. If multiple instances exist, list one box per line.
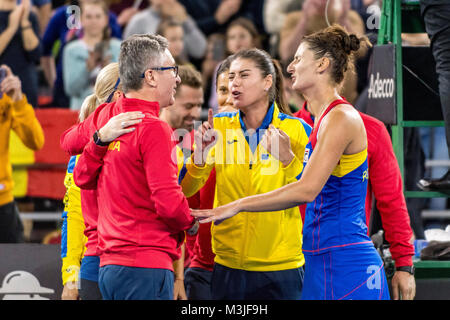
left=119, top=34, right=169, bottom=92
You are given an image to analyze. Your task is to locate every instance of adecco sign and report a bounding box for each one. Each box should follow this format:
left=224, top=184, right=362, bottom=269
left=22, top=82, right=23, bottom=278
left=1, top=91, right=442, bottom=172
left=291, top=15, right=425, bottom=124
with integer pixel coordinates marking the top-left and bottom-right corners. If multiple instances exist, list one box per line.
left=366, top=44, right=397, bottom=125
left=0, top=244, right=62, bottom=300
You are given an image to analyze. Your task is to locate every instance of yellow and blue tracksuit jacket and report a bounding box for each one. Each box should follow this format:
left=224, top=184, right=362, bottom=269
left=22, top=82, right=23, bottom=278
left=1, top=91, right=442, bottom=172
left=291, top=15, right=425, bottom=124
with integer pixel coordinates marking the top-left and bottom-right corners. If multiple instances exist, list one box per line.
left=181, top=103, right=312, bottom=271
left=61, top=155, right=87, bottom=285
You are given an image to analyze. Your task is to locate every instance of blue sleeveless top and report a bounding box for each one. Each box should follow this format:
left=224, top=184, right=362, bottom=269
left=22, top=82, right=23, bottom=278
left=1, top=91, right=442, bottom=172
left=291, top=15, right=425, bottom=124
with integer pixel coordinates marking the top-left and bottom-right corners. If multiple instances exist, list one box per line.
left=302, top=99, right=372, bottom=255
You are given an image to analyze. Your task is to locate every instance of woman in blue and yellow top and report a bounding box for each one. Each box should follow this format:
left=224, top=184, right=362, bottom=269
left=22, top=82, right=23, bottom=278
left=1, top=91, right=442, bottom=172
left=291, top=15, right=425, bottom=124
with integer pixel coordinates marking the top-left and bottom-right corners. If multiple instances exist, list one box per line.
left=182, top=48, right=311, bottom=300
left=192, top=25, right=390, bottom=300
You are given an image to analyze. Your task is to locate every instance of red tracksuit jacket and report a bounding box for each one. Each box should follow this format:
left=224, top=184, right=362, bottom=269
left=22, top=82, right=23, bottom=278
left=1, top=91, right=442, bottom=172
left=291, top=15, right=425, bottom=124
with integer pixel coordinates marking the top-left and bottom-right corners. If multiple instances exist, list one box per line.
left=294, top=102, right=414, bottom=267
left=62, top=96, right=194, bottom=270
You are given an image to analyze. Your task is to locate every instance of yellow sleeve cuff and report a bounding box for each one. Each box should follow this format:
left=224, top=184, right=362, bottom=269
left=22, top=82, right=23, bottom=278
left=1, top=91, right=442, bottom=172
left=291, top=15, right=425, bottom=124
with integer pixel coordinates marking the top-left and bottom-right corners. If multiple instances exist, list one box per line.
left=282, top=155, right=302, bottom=181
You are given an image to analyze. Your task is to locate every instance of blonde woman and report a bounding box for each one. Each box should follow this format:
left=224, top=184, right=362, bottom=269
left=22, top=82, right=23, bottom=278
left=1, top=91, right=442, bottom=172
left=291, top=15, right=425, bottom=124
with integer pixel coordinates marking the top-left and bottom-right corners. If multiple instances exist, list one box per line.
left=61, top=62, right=141, bottom=300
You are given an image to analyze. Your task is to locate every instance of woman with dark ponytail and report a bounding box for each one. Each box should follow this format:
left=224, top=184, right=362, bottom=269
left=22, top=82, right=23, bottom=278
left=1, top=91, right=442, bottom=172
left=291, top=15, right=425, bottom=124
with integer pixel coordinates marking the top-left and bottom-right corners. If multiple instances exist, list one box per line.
left=181, top=48, right=312, bottom=300
left=192, top=25, right=390, bottom=300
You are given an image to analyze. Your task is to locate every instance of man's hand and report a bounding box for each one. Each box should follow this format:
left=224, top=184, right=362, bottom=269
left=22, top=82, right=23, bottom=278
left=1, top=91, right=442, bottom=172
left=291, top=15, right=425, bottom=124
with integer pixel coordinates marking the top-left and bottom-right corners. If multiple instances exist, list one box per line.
left=391, top=271, right=416, bottom=300
left=173, top=278, right=187, bottom=300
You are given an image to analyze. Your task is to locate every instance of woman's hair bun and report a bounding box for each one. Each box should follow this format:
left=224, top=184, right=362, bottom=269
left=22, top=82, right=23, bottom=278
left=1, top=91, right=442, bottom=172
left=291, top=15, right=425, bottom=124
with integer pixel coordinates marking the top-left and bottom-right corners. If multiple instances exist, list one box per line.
left=347, top=34, right=361, bottom=54
left=341, top=32, right=360, bottom=55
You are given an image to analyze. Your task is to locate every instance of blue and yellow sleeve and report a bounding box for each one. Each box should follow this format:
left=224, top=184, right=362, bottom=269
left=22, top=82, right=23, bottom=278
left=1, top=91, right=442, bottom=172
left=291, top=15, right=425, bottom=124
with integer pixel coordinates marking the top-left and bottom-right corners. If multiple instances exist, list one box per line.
left=61, top=155, right=87, bottom=285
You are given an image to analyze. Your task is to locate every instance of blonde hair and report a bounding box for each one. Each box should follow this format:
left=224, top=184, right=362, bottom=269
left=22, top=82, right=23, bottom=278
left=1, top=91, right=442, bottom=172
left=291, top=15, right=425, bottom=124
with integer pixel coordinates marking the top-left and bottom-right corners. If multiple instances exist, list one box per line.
left=79, top=62, right=122, bottom=121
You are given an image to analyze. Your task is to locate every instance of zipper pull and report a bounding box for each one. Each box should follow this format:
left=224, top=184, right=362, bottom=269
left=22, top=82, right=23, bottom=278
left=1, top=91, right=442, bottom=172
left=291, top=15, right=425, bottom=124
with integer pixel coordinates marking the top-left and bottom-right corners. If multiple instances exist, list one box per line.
left=249, top=162, right=253, bottom=170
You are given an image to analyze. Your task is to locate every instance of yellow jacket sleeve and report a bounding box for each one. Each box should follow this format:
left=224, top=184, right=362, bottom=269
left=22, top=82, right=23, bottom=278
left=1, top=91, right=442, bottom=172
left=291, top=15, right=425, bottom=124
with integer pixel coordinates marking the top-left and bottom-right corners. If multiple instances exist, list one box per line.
left=10, top=94, right=44, bottom=151
left=61, top=156, right=87, bottom=285
left=181, top=145, right=214, bottom=198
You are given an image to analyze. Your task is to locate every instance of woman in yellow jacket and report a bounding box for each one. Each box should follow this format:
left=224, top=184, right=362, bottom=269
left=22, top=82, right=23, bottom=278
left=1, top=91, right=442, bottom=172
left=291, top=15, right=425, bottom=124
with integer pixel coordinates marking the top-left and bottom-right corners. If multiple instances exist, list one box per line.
left=182, top=48, right=311, bottom=299
left=0, top=64, right=44, bottom=243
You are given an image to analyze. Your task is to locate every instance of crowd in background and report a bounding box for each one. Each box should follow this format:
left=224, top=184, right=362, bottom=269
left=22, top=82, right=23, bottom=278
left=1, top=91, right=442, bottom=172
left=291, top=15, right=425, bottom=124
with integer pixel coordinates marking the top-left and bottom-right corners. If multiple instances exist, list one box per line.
left=2, top=0, right=448, bottom=247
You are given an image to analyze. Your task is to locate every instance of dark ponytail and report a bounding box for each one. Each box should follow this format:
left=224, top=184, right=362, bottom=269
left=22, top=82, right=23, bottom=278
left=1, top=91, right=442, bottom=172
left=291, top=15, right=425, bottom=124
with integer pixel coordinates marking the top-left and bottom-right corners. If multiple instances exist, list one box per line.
left=272, top=59, right=291, bottom=115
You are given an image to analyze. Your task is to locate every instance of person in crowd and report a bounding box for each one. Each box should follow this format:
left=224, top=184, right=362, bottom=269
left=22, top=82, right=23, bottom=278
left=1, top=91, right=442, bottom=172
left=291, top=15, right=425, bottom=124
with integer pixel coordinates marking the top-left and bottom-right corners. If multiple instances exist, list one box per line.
left=41, top=0, right=122, bottom=108
left=0, top=64, right=44, bottom=243
left=123, top=0, right=207, bottom=61
left=61, top=34, right=198, bottom=300
left=278, top=0, right=366, bottom=104
left=28, top=0, right=52, bottom=35
left=156, top=19, right=193, bottom=68
left=192, top=25, right=391, bottom=300
left=106, top=0, right=148, bottom=30
left=417, top=0, right=450, bottom=191
left=0, top=0, right=40, bottom=108
left=60, top=62, right=137, bottom=300
left=179, top=0, right=266, bottom=37
left=178, top=0, right=242, bottom=36
left=62, top=0, right=121, bottom=110
left=183, top=58, right=234, bottom=300
left=182, top=48, right=311, bottom=300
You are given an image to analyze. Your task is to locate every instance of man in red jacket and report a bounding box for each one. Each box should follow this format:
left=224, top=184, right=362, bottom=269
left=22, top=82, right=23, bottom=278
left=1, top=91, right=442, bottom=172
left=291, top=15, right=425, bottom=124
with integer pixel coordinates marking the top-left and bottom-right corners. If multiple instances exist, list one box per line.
left=62, top=34, right=198, bottom=300
left=294, top=102, right=416, bottom=300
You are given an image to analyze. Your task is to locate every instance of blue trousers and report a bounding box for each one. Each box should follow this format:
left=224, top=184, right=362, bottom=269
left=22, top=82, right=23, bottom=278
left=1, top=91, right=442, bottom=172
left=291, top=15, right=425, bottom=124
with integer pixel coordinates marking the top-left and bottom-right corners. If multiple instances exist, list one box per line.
left=211, top=263, right=304, bottom=300
left=185, top=267, right=213, bottom=300
left=98, top=265, right=174, bottom=300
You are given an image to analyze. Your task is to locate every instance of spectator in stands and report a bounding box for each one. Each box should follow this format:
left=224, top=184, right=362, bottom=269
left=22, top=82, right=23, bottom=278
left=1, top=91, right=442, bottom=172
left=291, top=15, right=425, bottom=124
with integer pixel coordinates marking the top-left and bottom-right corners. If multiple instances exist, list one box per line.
left=106, top=0, right=148, bottom=30
left=29, top=0, right=52, bottom=35
left=156, top=19, right=192, bottom=68
left=278, top=0, right=366, bottom=104
left=0, top=64, right=44, bottom=243
left=123, top=0, right=207, bottom=61
left=178, top=0, right=243, bottom=36
left=62, top=0, right=121, bottom=110
left=41, top=0, right=122, bottom=108
left=0, top=0, right=40, bottom=108
left=179, top=0, right=266, bottom=37
left=263, top=0, right=303, bottom=38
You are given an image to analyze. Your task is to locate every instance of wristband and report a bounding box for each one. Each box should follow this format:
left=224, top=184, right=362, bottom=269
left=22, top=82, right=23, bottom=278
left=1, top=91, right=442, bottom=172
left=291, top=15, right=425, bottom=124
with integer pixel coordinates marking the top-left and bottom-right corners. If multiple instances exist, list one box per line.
left=187, top=220, right=199, bottom=236
left=93, top=130, right=110, bottom=147
left=396, top=265, right=415, bottom=275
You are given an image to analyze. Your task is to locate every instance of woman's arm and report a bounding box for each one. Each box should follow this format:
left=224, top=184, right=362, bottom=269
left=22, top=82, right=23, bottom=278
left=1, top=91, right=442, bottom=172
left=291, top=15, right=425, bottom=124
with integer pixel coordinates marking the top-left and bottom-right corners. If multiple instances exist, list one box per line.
left=192, top=106, right=362, bottom=223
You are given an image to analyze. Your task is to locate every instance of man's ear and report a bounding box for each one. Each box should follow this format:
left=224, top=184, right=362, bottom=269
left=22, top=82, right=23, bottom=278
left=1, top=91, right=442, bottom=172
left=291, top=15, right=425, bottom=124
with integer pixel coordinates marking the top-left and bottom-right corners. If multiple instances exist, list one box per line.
left=143, top=69, right=157, bottom=88
left=317, top=57, right=330, bottom=74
